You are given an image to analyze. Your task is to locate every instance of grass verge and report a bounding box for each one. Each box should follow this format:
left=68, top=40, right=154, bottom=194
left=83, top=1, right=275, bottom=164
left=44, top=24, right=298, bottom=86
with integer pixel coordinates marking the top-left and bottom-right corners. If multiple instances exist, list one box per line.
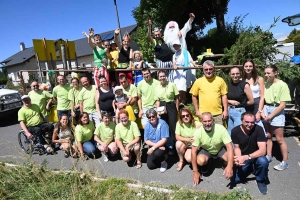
left=0, top=162, right=252, bottom=199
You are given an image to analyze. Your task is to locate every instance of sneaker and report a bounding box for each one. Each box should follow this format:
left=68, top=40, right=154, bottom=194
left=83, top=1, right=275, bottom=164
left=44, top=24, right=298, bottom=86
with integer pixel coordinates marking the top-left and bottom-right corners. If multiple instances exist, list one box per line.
left=274, top=161, right=288, bottom=171
left=266, top=155, right=272, bottom=163
left=102, top=153, right=109, bottom=162
left=256, top=181, right=268, bottom=194
left=160, top=161, right=168, bottom=173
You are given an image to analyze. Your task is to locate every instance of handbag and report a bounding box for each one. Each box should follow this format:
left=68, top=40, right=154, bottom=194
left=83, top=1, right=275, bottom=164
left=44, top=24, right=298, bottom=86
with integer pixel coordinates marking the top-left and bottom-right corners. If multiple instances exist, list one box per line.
left=157, top=101, right=167, bottom=115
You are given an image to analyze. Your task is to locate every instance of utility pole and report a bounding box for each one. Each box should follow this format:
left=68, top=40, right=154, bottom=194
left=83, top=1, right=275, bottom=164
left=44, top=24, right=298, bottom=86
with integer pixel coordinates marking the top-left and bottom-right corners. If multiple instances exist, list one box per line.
left=113, top=0, right=122, bottom=42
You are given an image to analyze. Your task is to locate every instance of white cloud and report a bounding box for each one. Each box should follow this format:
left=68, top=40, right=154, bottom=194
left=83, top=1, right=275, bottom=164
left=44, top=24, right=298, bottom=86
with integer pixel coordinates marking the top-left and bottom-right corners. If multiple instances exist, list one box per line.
left=274, top=32, right=285, bottom=36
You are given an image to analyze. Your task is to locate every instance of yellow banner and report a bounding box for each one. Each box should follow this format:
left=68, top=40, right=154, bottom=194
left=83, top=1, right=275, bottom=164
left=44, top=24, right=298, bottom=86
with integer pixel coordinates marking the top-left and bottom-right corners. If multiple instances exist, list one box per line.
left=32, top=39, right=57, bottom=61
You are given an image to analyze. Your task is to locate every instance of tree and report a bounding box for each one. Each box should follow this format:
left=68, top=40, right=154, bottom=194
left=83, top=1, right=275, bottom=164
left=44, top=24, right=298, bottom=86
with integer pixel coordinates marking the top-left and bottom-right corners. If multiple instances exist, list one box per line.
left=285, top=28, right=300, bottom=55
left=131, top=0, right=230, bottom=60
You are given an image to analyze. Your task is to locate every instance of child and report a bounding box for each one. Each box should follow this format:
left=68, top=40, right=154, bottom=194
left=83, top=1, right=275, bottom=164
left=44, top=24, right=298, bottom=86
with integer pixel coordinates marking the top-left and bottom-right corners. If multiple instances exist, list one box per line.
left=112, top=86, right=132, bottom=123
left=132, top=51, right=152, bottom=86
left=84, top=28, right=110, bottom=88
left=108, top=41, right=119, bottom=87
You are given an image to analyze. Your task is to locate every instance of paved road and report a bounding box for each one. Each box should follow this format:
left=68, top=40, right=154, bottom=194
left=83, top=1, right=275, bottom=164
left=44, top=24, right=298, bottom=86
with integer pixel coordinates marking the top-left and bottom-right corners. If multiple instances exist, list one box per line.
left=0, top=115, right=300, bottom=200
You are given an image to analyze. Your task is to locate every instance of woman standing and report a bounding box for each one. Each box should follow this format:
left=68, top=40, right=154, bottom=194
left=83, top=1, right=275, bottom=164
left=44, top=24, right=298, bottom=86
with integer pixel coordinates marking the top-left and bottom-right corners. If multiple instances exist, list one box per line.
left=75, top=112, right=96, bottom=160
left=175, top=108, right=201, bottom=171
left=154, top=70, right=179, bottom=153
left=52, top=114, right=76, bottom=158
left=68, top=77, right=82, bottom=124
left=115, top=110, right=142, bottom=168
left=114, top=28, right=133, bottom=84
left=144, top=109, right=169, bottom=172
left=95, top=76, right=115, bottom=121
left=263, top=65, right=291, bottom=170
left=227, top=67, right=254, bottom=135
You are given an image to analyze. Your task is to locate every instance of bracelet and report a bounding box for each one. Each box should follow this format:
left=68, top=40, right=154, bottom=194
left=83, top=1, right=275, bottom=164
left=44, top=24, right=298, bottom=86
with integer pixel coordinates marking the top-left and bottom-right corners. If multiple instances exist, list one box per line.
left=258, top=110, right=263, bottom=113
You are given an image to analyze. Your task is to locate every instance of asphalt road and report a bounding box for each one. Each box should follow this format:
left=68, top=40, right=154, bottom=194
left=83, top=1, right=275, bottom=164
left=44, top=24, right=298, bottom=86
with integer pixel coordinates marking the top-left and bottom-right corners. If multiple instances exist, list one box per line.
left=0, top=114, right=300, bottom=200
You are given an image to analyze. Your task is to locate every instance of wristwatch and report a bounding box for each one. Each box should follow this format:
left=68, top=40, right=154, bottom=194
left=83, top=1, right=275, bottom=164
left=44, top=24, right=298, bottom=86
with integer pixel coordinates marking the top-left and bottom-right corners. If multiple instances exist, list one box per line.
left=248, top=154, right=252, bottom=160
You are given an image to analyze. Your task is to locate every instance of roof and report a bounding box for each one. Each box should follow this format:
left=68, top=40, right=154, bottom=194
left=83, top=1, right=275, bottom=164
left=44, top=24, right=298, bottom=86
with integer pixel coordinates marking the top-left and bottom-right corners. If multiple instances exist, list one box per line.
left=0, top=24, right=137, bottom=68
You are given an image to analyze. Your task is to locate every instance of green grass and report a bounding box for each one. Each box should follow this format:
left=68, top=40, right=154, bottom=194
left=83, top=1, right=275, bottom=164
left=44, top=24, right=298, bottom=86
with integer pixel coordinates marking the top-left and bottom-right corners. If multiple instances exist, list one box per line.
left=0, top=162, right=252, bottom=200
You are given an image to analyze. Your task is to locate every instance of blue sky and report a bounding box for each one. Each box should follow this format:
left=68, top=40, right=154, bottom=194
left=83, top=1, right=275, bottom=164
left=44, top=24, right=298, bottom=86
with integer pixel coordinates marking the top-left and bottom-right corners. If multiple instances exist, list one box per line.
left=0, top=0, right=299, bottom=65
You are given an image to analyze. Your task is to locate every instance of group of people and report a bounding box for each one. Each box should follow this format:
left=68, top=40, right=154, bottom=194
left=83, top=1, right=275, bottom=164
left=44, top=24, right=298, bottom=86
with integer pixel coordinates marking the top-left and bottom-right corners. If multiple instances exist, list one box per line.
left=17, top=13, right=291, bottom=195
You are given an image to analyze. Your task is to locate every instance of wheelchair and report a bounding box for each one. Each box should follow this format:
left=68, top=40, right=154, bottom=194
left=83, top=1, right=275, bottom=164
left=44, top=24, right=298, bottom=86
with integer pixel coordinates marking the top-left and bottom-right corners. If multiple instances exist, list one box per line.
left=18, top=130, right=55, bottom=156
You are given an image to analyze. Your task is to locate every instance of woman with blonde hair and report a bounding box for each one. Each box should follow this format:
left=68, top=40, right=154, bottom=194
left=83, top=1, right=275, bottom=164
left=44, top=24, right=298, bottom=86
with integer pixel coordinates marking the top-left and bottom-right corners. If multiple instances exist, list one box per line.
left=132, top=50, right=152, bottom=86
left=175, top=107, right=201, bottom=171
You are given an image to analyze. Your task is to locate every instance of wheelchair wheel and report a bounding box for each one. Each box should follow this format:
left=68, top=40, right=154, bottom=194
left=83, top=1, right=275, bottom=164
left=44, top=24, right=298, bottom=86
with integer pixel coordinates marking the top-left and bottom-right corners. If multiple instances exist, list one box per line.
left=18, top=130, right=33, bottom=154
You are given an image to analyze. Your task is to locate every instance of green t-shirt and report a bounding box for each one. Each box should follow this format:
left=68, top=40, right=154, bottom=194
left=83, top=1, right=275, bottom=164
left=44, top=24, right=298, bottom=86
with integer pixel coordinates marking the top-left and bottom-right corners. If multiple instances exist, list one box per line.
left=78, top=85, right=97, bottom=114
left=94, top=122, right=116, bottom=144
left=115, top=121, right=141, bottom=144
left=154, top=81, right=179, bottom=102
left=192, top=124, right=232, bottom=155
left=93, top=46, right=106, bottom=67
left=28, top=90, right=53, bottom=116
left=175, top=121, right=201, bottom=138
left=137, top=78, right=160, bottom=108
left=75, top=121, right=95, bottom=143
left=53, top=84, right=72, bottom=110
left=264, top=80, right=291, bottom=104
left=123, top=84, right=138, bottom=111
left=18, top=104, right=44, bottom=127
left=68, top=86, right=83, bottom=105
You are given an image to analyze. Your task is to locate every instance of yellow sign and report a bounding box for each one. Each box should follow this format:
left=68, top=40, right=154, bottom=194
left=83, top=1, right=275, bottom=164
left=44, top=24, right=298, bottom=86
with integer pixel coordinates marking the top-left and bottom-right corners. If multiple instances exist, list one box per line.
left=57, top=40, right=76, bottom=60
left=206, top=48, right=212, bottom=53
left=33, top=39, right=57, bottom=61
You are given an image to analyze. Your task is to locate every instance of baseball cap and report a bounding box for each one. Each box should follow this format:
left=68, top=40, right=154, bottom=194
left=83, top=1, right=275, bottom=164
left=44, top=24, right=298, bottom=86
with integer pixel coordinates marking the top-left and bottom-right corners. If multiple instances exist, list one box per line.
left=118, top=73, right=126, bottom=77
left=113, top=86, right=123, bottom=95
left=172, top=39, right=181, bottom=46
left=21, top=95, right=30, bottom=100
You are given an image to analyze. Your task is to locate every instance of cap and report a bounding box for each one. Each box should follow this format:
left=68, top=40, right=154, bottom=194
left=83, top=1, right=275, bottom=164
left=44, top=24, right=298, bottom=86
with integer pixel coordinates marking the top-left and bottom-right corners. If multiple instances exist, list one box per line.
left=21, top=95, right=30, bottom=100
left=110, top=40, right=116, bottom=45
left=113, top=86, right=123, bottom=95
left=118, top=73, right=126, bottom=77
left=172, top=39, right=181, bottom=46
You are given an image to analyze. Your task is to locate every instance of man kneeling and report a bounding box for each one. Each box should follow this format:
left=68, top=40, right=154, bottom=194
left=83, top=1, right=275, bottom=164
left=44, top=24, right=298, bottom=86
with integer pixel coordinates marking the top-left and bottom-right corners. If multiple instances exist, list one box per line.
left=191, top=112, right=234, bottom=185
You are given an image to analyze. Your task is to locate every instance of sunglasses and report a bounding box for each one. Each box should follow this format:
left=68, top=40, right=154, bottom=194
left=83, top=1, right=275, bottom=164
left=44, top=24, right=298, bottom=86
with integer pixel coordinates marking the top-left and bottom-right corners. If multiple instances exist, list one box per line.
left=147, top=115, right=156, bottom=119
left=204, top=68, right=213, bottom=71
left=181, top=114, right=190, bottom=118
left=32, top=85, right=39, bottom=87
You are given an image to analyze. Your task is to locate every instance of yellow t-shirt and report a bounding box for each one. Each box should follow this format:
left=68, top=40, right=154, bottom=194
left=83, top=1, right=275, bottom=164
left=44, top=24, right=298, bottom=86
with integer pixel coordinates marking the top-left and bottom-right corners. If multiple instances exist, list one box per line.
left=190, top=76, right=227, bottom=115
left=94, top=122, right=115, bottom=144
left=264, top=80, right=291, bottom=104
left=115, top=121, right=141, bottom=144
left=175, top=121, right=201, bottom=138
left=18, top=104, right=44, bottom=127
left=109, top=49, right=119, bottom=69
left=75, top=121, right=95, bottom=143
left=52, top=84, right=72, bottom=110
left=154, top=81, right=179, bottom=102
left=137, top=79, right=160, bottom=109
left=28, top=90, right=52, bottom=116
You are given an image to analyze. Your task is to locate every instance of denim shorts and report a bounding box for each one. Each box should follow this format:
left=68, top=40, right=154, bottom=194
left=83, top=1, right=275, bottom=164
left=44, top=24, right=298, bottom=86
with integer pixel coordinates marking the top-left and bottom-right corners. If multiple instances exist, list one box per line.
left=264, top=105, right=285, bottom=127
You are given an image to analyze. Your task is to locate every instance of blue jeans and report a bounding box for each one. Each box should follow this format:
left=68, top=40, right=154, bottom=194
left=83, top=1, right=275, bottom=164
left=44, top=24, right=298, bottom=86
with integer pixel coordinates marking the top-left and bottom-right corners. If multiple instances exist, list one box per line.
left=227, top=107, right=246, bottom=135
left=82, top=140, right=96, bottom=157
left=231, top=156, right=269, bottom=184
left=57, top=110, right=71, bottom=121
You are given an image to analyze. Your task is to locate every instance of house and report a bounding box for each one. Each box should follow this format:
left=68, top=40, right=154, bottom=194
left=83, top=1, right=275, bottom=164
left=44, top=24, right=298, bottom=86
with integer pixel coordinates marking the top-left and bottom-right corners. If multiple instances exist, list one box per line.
left=0, top=24, right=138, bottom=85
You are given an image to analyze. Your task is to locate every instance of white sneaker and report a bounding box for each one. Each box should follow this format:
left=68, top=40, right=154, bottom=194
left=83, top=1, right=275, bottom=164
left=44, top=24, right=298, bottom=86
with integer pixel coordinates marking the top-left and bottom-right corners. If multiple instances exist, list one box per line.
left=274, top=161, right=288, bottom=171
left=160, top=161, right=168, bottom=173
left=102, top=153, right=109, bottom=162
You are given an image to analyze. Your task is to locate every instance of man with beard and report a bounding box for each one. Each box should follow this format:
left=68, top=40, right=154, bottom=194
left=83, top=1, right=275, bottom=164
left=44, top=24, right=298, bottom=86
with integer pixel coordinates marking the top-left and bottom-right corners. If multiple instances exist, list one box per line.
left=164, top=13, right=195, bottom=53
left=190, top=60, right=228, bottom=125
left=230, top=112, right=269, bottom=194
left=191, top=112, right=234, bottom=186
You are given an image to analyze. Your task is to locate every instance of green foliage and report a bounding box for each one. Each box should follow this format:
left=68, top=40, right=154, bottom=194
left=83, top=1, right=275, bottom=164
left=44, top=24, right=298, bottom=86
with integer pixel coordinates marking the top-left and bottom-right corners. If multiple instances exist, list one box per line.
left=218, top=17, right=280, bottom=65
left=0, top=162, right=252, bottom=200
left=131, top=27, right=155, bottom=61
left=5, top=79, right=21, bottom=91
left=285, top=28, right=300, bottom=55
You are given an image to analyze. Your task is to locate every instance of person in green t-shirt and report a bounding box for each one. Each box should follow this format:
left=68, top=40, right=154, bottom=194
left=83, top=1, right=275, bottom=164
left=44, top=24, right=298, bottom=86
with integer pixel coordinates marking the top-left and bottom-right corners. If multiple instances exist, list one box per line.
left=52, top=75, right=72, bottom=120
left=191, top=112, right=234, bottom=186
left=28, top=81, right=53, bottom=121
left=115, top=110, right=142, bottom=168
left=175, top=107, right=201, bottom=171
left=18, top=95, right=54, bottom=140
left=137, top=68, right=160, bottom=128
left=68, top=77, right=82, bottom=124
left=75, top=112, right=96, bottom=160
left=262, top=65, right=291, bottom=171
left=94, top=112, right=118, bottom=162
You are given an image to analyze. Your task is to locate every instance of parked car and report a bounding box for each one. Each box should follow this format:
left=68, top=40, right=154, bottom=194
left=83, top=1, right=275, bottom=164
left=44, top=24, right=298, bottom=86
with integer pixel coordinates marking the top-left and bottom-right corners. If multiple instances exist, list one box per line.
left=0, top=88, right=22, bottom=118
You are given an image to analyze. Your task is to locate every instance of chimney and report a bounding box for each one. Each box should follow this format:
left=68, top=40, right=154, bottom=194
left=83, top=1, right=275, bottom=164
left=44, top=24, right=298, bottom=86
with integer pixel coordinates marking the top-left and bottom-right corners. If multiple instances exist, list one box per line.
left=20, top=42, right=25, bottom=51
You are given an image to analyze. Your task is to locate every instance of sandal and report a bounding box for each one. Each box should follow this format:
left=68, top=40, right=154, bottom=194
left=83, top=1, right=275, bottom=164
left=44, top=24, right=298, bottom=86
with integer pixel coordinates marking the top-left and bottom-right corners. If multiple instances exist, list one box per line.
left=176, top=160, right=184, bottom=171
left=136, top=162, right=142, bottom=169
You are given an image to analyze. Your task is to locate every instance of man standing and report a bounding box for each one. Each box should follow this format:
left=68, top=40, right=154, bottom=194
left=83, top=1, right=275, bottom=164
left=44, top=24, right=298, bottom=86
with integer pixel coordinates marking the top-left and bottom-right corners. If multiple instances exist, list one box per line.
left=230, top=112, right=269, bottom=195
left=118, top=74, right=139, bottom=117
left=78, top=76, right=100, bottom=127
left=137, top=68, right=160, bottom=128
left=28, top=81, right=53, bottom=122
left=52, top=75, right=72, bottom=120
left=18, top=95, right=54, bottom=140
left=190, top=60, right=228, bottom=125
left=191, top=112, right=234, bottom=186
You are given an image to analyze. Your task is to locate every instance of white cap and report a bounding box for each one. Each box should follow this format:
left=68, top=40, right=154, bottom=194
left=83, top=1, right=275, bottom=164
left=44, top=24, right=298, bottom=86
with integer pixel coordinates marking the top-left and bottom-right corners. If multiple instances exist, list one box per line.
left=172, top=39, right=181, bottom=46
left=21, top=95, right=30, bottom=100
left=113, top=86, right=123, bottom=95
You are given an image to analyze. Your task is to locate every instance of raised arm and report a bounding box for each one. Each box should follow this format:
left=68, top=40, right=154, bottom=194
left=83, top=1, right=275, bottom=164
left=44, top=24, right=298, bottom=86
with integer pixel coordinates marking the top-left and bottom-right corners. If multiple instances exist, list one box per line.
left=87, top=28, right=95, bottom=49
left=114, top=28, right=122, bottom=49
left=147, top=18, right=154, bottom=43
